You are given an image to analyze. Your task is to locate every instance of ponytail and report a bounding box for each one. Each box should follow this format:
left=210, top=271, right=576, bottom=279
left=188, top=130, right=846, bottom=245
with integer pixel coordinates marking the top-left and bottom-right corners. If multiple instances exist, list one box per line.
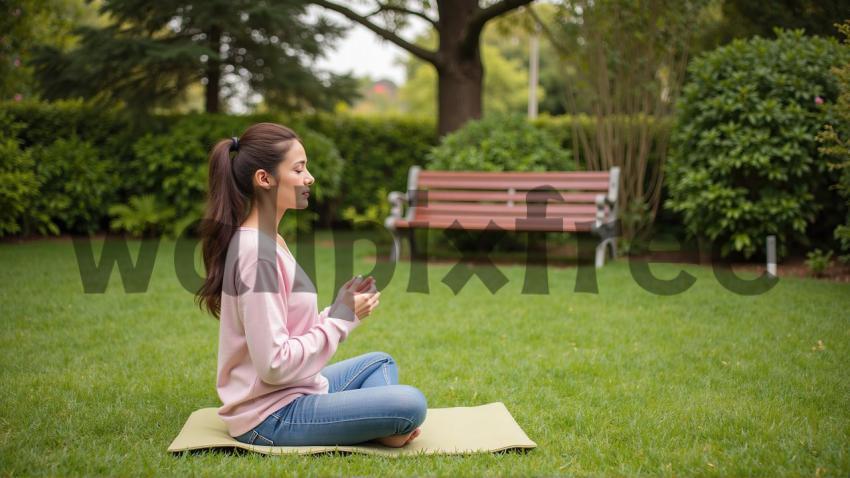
left=195, top=122, right=301, bottom=319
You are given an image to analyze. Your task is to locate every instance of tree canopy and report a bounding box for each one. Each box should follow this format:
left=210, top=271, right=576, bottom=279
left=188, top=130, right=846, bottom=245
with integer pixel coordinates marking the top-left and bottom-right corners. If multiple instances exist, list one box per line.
left=31, top=0, right=359, bottom=113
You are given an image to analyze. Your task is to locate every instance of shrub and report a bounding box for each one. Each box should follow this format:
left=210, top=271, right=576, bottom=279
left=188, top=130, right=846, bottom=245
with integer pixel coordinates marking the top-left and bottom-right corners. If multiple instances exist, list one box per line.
left=817, top=20, right=850, bottom=264
left=666, top=29, right=849, bottom=258
left=127, top=114, right=341, bottom=237
left=1, top=99, right=132, bottom=237
left=427, top=113, right=574, bottom=172
left=108, top=194, right=176, bottom=237
left=805, top=248, right=833, bottom=277
left=301, top=113, right=437, bottom=227
left=28, top=136, right=114, bottom=235
left=0, top=111, right=40, bottom=236
left=2, top=98, right=135, bottom=151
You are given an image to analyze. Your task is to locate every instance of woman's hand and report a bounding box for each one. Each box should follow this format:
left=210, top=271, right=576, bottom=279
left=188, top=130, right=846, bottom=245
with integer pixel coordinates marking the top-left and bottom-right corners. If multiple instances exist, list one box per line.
left=331, top=275, right=380, bottom=321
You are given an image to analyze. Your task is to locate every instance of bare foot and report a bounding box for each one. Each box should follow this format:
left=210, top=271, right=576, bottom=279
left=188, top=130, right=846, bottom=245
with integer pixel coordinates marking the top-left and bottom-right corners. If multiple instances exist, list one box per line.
left=403, top=427, right=421, bottom=445
left=372, top=428, right=421, bottom=448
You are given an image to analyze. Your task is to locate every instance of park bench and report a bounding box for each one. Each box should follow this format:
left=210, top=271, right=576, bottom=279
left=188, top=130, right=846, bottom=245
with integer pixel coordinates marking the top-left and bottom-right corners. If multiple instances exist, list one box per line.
left=384, top=166, right=621, bottom=268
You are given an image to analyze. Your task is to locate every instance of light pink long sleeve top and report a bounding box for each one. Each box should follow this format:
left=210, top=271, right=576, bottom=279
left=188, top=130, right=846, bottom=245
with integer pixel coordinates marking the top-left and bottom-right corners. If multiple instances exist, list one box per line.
left=216, top=226, right=361, bottom=437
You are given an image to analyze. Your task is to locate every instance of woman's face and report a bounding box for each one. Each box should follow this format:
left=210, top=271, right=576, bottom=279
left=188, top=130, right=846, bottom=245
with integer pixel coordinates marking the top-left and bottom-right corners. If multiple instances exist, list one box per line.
left=273, top=140, right=314, bottom=211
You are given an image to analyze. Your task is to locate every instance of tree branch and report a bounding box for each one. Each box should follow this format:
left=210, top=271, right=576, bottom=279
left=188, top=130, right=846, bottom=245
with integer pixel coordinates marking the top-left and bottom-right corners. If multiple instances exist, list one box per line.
left=527, top=4, right=569, bottom=58
left=464, top=0, right=534, bottom=50
left=370, top=3, right=438, bottom=28
left=312, top=0, right=439, bottom=65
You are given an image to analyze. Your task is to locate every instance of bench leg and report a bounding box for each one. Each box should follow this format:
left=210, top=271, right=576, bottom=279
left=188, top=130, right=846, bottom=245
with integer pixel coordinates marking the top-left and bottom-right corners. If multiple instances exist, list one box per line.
left=595, top=237, right=617, bottom=268
left=408, top=228, right=419, bottom=260
left=389, top=228, right=402, bottom=262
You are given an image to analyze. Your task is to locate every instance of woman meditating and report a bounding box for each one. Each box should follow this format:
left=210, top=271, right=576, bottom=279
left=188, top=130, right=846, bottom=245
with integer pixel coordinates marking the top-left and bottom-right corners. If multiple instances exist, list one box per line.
left=194, top=122, right=427, bottom=447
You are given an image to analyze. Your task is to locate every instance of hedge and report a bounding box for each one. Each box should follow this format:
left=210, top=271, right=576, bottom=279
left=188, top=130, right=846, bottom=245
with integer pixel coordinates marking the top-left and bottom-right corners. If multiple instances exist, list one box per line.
left=0, top=100, right=680, bottom=239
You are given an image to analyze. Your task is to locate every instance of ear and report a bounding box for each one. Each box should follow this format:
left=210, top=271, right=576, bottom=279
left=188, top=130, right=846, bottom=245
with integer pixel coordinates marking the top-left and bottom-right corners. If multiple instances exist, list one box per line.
left=253, top=169, right=276, bottom=190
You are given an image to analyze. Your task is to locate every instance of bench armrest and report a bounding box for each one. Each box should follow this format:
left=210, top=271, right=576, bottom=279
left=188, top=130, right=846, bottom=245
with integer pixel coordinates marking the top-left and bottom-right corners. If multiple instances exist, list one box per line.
left=385, top=191, right=407, bottom=228
left=595, top=194, right=616, bottom=227
left=385, top=166, right=422, bottom=230
left=595, top=166, right=620, bottom=229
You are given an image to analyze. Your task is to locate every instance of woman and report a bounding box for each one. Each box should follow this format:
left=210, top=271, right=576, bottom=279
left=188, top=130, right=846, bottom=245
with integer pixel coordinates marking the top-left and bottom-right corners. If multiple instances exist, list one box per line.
left=194, top=122, right=427, bottom=447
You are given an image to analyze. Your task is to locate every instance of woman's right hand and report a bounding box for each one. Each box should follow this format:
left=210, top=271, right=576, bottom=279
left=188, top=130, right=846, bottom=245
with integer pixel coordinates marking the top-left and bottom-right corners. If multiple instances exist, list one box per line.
left=333, top=275, right=380, bottom=321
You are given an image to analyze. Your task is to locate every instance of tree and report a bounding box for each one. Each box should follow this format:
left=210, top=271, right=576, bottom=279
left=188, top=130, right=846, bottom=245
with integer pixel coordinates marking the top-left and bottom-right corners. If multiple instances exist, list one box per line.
left=31, top=0, right=359, bottom=113
left=533, top=0, right=709, bottom=246
left=311, top=0, right=534, bottom=135
left=397, top=23, right=541, bottom=118
left=1, top=0, right=101, bottom=101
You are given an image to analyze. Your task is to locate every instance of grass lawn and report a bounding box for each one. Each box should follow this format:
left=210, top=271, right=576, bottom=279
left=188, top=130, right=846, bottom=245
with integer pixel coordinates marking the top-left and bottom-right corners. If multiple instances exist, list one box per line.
left=1, top=230, right=848, bottom=477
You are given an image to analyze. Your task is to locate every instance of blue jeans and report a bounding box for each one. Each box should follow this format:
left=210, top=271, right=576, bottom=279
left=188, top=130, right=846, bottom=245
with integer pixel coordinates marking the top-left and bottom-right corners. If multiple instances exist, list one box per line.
left=233, top=351, right=428, bottom=446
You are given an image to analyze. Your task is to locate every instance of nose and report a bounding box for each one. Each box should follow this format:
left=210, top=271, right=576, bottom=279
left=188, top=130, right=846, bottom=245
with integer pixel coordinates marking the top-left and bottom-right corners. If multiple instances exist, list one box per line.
left=305, top=172, right=315, bottom=186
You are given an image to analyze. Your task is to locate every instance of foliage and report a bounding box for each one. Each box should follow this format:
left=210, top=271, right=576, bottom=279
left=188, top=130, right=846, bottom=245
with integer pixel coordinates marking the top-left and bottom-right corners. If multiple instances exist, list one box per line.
left=107, top=194, right=176, bottom=238
left=427, top=113, right=573, bottom=172
left=486, top=4, right=569, bottom=115
left=718, top=0, right=850, bottom=42
left=666, top=29, right=849, bottom=258
left=128, top=113, right=342, bottom=237
left=817, top=20, right=850, bottom=264
left=27, top=136, right=115, bottom=235
left=805, top=248, right=833, bottom=277
left=0, top=101, right=439, bottom=237
left=298, top=128, right=344, bottom=205
left=539, top=0, right=707, bottom=244
left=1, top=0, right=97, bottom=101
left=302, top=113, right=438, bottom=227
left=30, top=0, right=359, bottom=113
left=340, top=187, right=391, bottom=229
left=0, top=111, right=40, bottom=235
left=1, top=99, right=141, bottom=237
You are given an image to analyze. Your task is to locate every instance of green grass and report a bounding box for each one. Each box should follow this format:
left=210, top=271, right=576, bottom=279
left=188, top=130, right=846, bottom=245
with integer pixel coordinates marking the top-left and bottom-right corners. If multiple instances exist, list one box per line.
left=1, top=231, right=848, bottom=477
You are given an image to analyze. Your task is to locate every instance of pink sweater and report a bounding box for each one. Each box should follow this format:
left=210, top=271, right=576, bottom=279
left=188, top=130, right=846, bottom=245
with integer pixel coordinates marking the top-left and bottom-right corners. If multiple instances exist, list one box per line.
left=216, top=227, right=362, bottom=437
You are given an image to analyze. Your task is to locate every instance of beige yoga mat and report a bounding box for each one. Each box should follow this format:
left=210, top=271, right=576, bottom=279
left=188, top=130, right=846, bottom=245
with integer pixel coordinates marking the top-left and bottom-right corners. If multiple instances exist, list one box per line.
left=168, top=402, right=537, bottom=457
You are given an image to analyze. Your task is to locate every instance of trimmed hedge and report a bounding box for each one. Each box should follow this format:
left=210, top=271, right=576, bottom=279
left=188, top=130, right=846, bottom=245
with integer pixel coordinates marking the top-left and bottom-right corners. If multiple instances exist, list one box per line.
left=0, top=102, right=438, bottom=237
left=0, top=100, right=679, bottom=240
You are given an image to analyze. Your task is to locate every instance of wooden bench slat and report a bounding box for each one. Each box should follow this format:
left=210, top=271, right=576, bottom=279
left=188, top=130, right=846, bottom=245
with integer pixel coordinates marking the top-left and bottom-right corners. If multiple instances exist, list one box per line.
left=423, top=191, right=602, bottom=203
left=393, top=217, right=595, bottom=232
left=416, top=203, right=599, bottom=217
left=417, top=178, right=611, bottom=191
left=419, top=170, right=610, bottom=180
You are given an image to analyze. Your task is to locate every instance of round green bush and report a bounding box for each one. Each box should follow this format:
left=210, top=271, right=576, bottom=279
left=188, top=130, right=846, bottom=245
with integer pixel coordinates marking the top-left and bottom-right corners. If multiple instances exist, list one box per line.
left=427, top=113, right=574, bottom=171
left=666, top=29, right=849, bottom=258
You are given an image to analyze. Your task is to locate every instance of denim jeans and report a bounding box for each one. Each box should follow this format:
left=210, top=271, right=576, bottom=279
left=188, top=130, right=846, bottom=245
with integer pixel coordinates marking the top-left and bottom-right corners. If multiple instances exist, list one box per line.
left=233, top=351, right=428, bottom=446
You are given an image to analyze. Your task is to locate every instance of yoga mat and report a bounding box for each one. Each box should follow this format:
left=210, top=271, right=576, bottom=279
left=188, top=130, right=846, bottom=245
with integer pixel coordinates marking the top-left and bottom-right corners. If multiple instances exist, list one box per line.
left=168, top=402, right=537, bottom=457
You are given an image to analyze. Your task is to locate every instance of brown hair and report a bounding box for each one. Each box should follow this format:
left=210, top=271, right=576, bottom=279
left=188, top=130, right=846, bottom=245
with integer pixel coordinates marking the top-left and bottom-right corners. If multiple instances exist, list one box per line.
left=195, top=122, right=301, bottom=319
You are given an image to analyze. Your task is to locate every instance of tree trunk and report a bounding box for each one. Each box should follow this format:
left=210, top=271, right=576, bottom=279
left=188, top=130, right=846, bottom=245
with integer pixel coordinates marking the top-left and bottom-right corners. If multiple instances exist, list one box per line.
left=205, top=25, right=222, bottom=114
left=437, top=58, right=483, bottom=136
left=436, top=0, right=483, bottom=136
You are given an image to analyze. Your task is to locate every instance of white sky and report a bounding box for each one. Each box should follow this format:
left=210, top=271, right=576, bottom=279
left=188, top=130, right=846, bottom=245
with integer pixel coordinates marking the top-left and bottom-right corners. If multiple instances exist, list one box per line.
left=309, top=5, right=431, bottom=85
